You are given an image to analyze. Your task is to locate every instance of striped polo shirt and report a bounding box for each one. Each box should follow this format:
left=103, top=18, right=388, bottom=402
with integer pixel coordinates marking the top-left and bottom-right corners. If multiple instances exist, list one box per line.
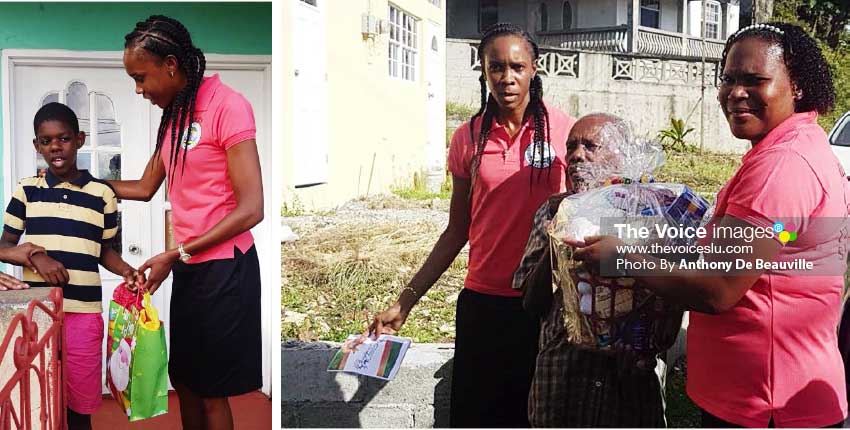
left=3, top=170, right=117, bottom=313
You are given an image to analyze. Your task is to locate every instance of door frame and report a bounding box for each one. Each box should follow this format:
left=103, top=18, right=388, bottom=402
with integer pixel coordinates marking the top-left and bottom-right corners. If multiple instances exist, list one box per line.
left=2, top=49, right=274, bottom=396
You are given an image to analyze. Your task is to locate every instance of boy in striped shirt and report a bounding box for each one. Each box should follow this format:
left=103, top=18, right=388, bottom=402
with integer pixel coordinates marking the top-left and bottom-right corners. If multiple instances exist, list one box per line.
left=2, top=102, right=143, bottom=430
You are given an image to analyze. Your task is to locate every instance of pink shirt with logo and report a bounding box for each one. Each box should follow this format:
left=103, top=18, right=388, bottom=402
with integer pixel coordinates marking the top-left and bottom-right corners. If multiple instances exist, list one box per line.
left=161, top=74, right=256, bottom=263
left=687, top=112, right=849, bottom=427
left=448, top=102, right=576, bottom=297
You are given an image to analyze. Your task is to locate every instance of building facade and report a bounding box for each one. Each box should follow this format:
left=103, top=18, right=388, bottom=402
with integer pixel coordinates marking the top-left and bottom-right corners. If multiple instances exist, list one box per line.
left=284, top=0, right=447, bottom=210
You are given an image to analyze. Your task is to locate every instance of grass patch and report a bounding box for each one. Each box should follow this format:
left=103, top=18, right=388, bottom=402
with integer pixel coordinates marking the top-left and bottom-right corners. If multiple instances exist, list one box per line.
left=446, top=102, right=477, bottom=121
left=656, top=151, right=740, bottom=203
left=391, top=172, right=453, bottom=201
left=283, top=151, right=741, bottom=343
left=282, top=221, right=466, bottom=343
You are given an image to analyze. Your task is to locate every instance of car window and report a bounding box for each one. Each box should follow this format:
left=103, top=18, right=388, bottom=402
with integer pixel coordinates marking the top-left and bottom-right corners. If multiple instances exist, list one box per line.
left=832, top=114, right=850, bottom=147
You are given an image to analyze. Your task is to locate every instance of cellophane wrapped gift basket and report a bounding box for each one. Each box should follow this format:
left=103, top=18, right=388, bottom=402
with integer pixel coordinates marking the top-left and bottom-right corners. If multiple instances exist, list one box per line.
left=547, top=122, right=712, bottom=357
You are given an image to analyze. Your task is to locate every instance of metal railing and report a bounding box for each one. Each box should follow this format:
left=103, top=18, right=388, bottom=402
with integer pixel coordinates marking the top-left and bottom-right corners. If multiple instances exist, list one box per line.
left=0, top=288, right=64, bottom=430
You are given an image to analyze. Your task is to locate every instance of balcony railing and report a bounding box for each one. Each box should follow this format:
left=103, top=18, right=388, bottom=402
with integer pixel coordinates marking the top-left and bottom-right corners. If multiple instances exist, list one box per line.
left=537, top=26, right=629, bottom=53
left=0, top=288, right=64, bottom=430
left=539, top=25, right=726, bottom=60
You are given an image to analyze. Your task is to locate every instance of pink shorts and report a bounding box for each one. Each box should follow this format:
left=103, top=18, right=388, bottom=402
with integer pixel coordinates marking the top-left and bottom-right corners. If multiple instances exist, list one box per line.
left=64, top=313, right=104, bottom=414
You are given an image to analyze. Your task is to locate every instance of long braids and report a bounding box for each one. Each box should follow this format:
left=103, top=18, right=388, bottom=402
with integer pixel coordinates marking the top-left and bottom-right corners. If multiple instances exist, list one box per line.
left=469, top=23, right=551, bottom=198
left=125, top=15, right=207, bottom=181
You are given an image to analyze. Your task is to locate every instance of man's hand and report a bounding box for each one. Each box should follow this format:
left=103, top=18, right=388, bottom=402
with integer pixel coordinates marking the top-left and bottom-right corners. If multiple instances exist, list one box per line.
left=30, top=253, right=69, bottom=286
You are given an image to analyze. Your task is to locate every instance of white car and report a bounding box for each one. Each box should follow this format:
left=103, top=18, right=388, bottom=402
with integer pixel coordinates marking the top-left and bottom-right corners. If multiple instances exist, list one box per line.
left=830, top=111, right=850, bottom=176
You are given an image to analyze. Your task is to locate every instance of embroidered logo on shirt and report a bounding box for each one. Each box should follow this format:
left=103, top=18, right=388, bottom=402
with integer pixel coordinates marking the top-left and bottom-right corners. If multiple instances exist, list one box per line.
left=773, top=221, right=798, bottom=243
left=524, top=142, right=556, bottom=169
left=180, top=122, right=202, bottom=151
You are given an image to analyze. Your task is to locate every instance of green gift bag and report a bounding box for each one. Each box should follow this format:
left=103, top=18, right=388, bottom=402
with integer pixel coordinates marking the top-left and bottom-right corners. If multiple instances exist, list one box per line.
left=127, top=292, right=169, bottom=421
left=107, top=286, right=168, bottom=421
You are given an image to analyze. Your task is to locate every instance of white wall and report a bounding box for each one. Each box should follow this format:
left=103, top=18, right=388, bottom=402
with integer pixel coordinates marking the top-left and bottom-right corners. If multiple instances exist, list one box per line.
left=536, top=0, right=577, bottom=31
left=727, top=3, right=740, bottom=37
left=659, top=0, right=681, bottom=32
left=616, top=0, right=629, bottom=25
left=688, top=0, right=702, bottom=37
left=575, top=0, right=619, bottom=28
left=688, top=0, right=736, bottom=40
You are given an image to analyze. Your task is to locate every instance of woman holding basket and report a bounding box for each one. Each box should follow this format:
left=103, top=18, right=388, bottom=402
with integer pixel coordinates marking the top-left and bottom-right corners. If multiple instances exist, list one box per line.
left=572, top=22, right=848, bottom=427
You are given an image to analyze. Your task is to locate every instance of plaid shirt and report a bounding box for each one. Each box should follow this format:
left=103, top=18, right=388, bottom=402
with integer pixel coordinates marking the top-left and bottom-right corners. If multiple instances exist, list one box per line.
left=514, top=194, right=668, bottom=427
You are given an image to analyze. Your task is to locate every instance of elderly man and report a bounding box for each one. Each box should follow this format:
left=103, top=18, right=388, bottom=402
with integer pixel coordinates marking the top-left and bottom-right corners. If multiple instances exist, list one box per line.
left=513, top=113, right=667, bottom=427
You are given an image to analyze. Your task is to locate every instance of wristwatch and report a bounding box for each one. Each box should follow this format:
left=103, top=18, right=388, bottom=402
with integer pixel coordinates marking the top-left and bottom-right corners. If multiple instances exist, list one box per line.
left=177, top=243, right=191, bottom=263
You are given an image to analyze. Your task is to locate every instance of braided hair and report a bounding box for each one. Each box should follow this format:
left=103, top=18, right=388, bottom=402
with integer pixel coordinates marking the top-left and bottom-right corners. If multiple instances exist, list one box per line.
left=469, top=23, right=551, bottom=197
left=720, top=22, right=834, bottom=114
left=124, top=15, right=207, bottom=179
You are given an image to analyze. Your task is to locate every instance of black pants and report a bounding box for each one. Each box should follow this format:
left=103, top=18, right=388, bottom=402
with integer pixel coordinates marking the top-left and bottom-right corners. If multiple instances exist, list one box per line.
left=701, top=409, right=843, bottom=428
left=449, top=288, right=539, bottom=428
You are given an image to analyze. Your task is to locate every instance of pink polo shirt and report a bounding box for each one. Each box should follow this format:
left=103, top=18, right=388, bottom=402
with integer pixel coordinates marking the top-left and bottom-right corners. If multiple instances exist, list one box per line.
left=448, top=102, right=575, bottom=297
left=687, top=112, right=850, bottom=427
left=161, top=74, right=256, bottom=263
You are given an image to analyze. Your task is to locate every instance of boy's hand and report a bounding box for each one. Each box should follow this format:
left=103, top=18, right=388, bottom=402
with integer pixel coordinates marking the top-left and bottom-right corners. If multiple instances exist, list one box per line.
left=0, top=272, right=29, bottom=291
left=30, top=253, right=69, bottom=286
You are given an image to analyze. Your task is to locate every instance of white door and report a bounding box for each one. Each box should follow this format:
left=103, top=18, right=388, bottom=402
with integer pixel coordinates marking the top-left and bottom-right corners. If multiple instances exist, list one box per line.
left=292, top=0, right=329, bottom=187
left=425, top=20, right=446, bottom=191
left=3, top=51, right=273, bottom=396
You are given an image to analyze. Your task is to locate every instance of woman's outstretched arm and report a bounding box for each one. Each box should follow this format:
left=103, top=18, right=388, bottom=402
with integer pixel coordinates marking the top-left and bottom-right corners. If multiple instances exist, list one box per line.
left=108, top=153, right=166, bottom=201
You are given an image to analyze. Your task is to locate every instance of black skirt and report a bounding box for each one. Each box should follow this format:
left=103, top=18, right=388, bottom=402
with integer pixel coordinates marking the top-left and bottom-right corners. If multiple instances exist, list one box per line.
left=168, top=245, right=263, bottom=398
left=449, top=288, right=540, bottom=428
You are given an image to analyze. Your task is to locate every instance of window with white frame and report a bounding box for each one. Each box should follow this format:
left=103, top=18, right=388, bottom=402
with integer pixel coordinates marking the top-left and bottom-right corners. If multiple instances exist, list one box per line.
left=640, top=0, right=660, bottom=28
left=388, top=4, right=418, bottom=81
left=704, top=1, right=721, bottom=40
left=479, top=0, right=498, bottom=32
left=562, top=1, right=572, bottom=30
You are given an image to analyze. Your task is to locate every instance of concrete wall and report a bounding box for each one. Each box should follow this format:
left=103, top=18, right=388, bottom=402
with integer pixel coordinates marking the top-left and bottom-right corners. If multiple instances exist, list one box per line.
left=282, top=319, right=690, bottom=428
left=282, top=341, right=454, bottom=428
left=446, top=39, right=749, bottom=153
left=284, top=0, right=446, bottom=210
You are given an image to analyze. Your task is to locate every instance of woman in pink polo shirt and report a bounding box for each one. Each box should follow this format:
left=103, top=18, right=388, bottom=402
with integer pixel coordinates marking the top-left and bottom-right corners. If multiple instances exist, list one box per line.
left=572, top=23, right=847, bottom=427
left=108, top=15, right=264, bottom=430
left=365, top=23, right=576, bottom=427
